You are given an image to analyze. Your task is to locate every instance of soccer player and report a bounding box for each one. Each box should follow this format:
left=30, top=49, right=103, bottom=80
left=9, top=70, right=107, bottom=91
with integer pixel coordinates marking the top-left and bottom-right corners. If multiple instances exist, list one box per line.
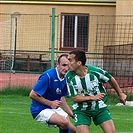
left=66, top=50, right=127, bottom=133
left=29, top=54, right=76, bottom=133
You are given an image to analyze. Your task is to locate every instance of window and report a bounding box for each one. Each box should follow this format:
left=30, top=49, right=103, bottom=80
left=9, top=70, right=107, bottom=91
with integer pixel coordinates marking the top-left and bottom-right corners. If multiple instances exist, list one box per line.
left=60, top=13, right=89, bottom=50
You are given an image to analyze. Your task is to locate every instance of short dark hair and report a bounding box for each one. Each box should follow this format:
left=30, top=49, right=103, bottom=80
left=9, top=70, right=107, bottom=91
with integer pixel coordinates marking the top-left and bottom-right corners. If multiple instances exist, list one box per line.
left=69, top=50, right=86, bottom=65
left=57, top=54, right=68, bottom=63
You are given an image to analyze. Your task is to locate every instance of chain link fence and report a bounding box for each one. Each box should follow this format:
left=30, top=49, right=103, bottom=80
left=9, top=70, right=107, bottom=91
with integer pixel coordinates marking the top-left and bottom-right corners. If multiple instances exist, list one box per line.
left=0, top=13, right=132, bottom=91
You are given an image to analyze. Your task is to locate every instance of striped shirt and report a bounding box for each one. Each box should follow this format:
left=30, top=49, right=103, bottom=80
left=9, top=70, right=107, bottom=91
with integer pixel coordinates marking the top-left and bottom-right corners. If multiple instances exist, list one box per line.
left=66, top=65, right=112, bottom=112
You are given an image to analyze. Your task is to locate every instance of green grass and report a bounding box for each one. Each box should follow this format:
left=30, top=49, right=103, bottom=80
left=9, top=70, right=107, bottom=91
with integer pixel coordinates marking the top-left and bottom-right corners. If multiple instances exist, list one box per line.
left=0, top=88, right=133, bottom=133
left=0, top=86, right=31, bottom=96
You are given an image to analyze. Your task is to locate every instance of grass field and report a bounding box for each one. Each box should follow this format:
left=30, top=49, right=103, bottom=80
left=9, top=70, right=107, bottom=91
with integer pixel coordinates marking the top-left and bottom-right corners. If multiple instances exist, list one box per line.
left=0, top=89, right=133, bottom=133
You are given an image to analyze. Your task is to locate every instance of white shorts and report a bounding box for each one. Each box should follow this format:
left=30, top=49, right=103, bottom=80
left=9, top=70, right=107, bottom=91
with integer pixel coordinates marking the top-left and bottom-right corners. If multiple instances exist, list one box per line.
left=34, top=107, right=68, bottom=128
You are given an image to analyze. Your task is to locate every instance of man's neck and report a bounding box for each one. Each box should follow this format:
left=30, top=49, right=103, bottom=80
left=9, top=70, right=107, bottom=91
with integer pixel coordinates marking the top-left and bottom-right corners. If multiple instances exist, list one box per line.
left=56, top=67, right=64, bottom=79
left=76, top=66, right=88, bottom=78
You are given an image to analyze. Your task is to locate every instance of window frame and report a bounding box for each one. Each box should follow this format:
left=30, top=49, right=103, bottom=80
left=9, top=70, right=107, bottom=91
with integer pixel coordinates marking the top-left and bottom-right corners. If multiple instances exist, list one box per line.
left=60, top=13, right=89, bottom=51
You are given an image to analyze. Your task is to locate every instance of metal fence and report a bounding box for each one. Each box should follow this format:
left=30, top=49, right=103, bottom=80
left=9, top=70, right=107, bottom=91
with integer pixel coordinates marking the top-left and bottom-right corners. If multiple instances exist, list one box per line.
left=0, top=12, right=133, bottom=91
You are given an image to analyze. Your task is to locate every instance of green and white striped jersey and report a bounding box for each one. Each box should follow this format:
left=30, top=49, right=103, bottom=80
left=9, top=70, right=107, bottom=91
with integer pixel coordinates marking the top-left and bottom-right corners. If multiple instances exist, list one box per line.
left=66, top=65, right=112, bottom=112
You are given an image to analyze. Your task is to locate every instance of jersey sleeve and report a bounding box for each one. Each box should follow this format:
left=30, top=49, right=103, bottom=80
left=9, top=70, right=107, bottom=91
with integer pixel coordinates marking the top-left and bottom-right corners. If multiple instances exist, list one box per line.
left=89, top=65, right=112, bottom=83
left=32, top=73, right=49, bottom=96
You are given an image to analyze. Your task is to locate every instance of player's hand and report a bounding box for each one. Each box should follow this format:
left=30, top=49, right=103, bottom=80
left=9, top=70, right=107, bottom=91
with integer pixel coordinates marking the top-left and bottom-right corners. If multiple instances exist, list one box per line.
left=68, top=111, right=74, bottom=119
left=50, top=100, right=62, bottom=109
left=119, top=93, right=127, bottom=105
left=92, top=93, right=105, bottom=101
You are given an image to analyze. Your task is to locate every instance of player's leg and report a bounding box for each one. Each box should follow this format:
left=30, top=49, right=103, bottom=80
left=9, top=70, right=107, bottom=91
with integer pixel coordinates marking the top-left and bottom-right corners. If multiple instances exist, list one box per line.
left=35, top=108, right=76, bottom=132
left=93, top=109, right=116, bottom=133
left=59, top=128, right=70, bottom=133
left=100, top=119, right=116, bottom=133
left=50, top=114, right=76, bottom=133
left=76, top=125, right=90, bottom=133
left=67, top=116, right=76, bottom=133
left=74, top=113, right=91, bottom=133
left=55, top=107, right=76, bottom=133
left=49, top=112, right=69, bottom=129
left=35, top=109, right=69, bottom=129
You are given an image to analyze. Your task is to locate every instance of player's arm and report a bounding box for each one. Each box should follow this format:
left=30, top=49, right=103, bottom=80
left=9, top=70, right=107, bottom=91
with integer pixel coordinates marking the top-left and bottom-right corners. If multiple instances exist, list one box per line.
left=29, top=90, right=62, bottom=108
left=61, top=97, right=74, bottom=118
left=72, top=93, right=105, bottom=103
left=92, top=66, right=126, bottom=105
left=109, top=77, right=127, bottom=105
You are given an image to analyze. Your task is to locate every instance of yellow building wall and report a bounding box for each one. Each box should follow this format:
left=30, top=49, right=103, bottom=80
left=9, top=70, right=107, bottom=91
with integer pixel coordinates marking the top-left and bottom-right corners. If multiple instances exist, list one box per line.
left=115, top=0, right=133, bottom=44
left=0, top=3, right=115, bottom=15
left=116, top=0, right=133, bottom=15
left=0, top=3, right=116, bottom=53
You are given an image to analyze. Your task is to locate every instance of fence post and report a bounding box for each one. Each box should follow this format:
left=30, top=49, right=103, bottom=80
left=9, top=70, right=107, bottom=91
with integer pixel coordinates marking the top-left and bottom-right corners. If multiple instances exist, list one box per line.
left=51, top=8, right=55, bottom=68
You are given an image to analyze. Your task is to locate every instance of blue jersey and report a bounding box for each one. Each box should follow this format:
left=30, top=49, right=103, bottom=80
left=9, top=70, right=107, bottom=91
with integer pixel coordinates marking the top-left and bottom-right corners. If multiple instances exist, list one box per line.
left=30, top=68, right=68, bottom=118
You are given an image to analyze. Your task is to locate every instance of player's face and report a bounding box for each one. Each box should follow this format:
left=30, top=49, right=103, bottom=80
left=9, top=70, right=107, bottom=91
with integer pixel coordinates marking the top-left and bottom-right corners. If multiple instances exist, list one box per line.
left=57, top=56, right=69, bottom=78
left=68, top=54, right=79, bottom=71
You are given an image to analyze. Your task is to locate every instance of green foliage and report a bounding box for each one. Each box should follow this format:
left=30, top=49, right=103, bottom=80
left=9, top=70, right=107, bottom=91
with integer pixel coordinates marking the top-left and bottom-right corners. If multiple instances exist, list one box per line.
left=0, top=86, right=31, bottom=96
left=0, top=94, right=133, bottom=133
left=107, top=93, right=119, bottom=104
left=0, top=87, right=133, bottom=133
left=0, top=86, right=133, bottom=103
left=126, top=93, right=133, bottom=101
left=107, top=93, right=133, bottom=104
left=0, top=95, right=58, bottom=133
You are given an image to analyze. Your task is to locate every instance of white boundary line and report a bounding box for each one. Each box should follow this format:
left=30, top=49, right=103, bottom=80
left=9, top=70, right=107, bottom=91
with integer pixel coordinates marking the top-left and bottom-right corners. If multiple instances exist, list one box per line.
left=113, top=118, right=133, bottom=121
left=117, top=132, right=133, bottom=133
left=0, top=110, right=29, bottom=115
left=0, top=110, right=133, bottom=121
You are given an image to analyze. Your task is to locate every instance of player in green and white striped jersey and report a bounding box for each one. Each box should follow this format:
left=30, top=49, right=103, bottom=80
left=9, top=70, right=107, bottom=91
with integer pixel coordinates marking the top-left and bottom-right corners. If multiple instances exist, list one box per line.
left=66, top=50, right=127, bottom=133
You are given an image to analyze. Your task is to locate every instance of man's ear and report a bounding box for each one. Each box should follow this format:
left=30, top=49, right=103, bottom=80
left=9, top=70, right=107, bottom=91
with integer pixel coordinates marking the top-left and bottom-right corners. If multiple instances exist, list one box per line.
left=55, top=61, right=59, bottom=67
left=77, top=61, right=82, bottom=66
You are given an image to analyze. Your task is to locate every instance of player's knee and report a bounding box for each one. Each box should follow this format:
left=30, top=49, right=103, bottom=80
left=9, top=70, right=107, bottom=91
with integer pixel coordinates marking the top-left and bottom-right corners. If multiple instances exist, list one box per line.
left=59, top=117, right=69, bottom=129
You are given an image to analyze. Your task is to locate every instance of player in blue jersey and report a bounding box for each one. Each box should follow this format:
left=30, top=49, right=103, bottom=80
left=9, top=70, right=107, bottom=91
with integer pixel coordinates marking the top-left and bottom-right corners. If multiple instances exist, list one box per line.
left=29, top=54, right=76, bottom=133
left=66, top=50, right=127, bottom=133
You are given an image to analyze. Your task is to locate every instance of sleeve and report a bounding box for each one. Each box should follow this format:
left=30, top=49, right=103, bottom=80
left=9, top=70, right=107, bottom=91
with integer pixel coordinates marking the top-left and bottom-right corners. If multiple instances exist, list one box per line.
left=32, top=73, right=49, bottom=96
left=89, top=65, right=112, bottom=83
left=97, top=67, right=112, bottom=83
